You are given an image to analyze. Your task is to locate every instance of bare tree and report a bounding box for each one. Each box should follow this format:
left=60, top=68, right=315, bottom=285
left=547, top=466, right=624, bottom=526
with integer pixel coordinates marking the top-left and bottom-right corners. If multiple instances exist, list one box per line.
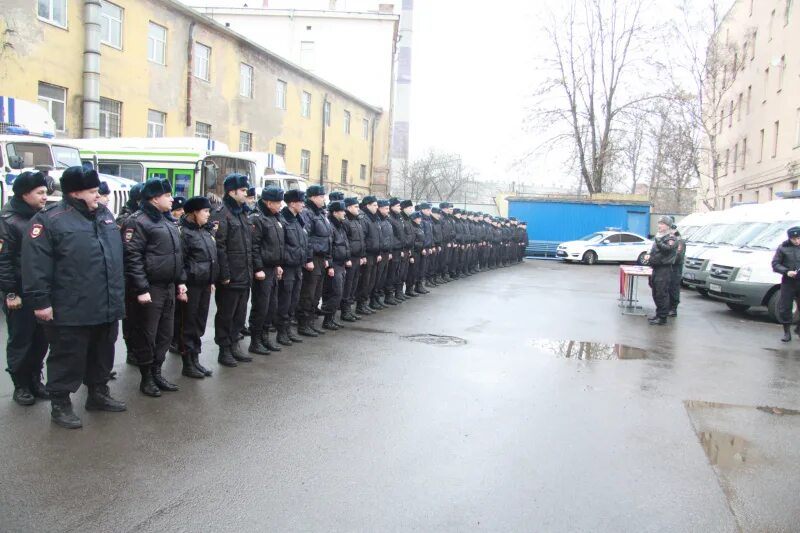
left=394, top=151, right=472, bottom=202
left=531, top=0, right=657, bottom=194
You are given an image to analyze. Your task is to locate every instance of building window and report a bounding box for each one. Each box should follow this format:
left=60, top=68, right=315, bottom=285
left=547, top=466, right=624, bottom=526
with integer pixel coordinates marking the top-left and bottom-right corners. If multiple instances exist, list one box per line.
left=340, top=160, right=348, bottom=183
left=300, top=41, right=315, bottom=70
left=148, top=22, right=167, bottom=64
left=747, top=85, right=752, bottom=114
left=193, top=43, right=210, bottom=81
left=99, top=1, right=123, bottom=48
left=275, top=143, right=286, bottom=158
left=733, top=143, right=738, bottom=173
left=99, top=97, right=122, bottom=138
left=738, top=193, right=743, bottom=203
left=763, top=68, right=769, bottom=101
left=769, top=186, right=774, bottom=199
left=276, top=79, right=287, bottom=109
left=773, top=121, right=780, bottom=158
left=343, top=110, right=351, bottom=134
left=240, top=63, right=253, bottom=98
left=301, top=91, right=311, bottom=118
left=786, top=0, right=794, bottom=25
left=321, top=154, right=328, bottom=179
left=360, top=164, right=367, bottom=181
left=195, top=121, right=211, bottom=139
left=362, top=118, right=369, bottom=140
left=792, top=180, right=799, bottom=191
left=755, top=190, right=760, bottom=203
left=300, top=149, right=310, bottom=177
left=778, top=55, right=786, bottom=92
left=724, top=149, right=730, bottom=176
left=38, top=0, right=67, bottom=28
left=759, top=128, right=765, bottom=162
left=323, top=101, right=331, bottom=127
left=742, top=137, right=747, bottom=169
left=239, top=131, right=252, bottom=152
left=37, top=82, right=66, bottom=132
left=770, top=10, right=776, bottom=40
left=147, top=109, right=166, bottom=138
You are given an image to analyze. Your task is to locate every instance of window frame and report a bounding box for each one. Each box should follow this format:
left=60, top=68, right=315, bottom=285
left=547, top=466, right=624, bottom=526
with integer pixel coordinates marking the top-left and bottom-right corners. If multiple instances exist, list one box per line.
left=37, top=82, right=67, bottom=132
left=147, top=22, right=167, bottom=65
left=99, top=0, right=123, bottom=49
left=300, top=149, right=311, bottom=177
left=323, top=101, right=331, bottom=127
left=275, top=143, right=286, bottom=159
left=239, top=131, right=253, bottom=152
left=362, top=118, right=369, bottom=140
left=147, top=109, right=166, bottom=138
left=276, top=79, right=287, bottom=110
left=193, top=42, right=211, bottom=81
left=301, top=91, right=312, bottom=118
left=239, top=63, right=254, bottom=98
left=195, top=121, right=212, bottom=139
left=38, top=0, right=68, bottom=29
left=360, top=164, right=367, bottom=181
left=341, top=159, right=349, bottom=183
left=343, top=110, right=351, bottom=134
left=321, top=154, right=329, bottom=179
left=773, top=121, right=780, bottom=158
left=99, top=97, right=122, bottom=138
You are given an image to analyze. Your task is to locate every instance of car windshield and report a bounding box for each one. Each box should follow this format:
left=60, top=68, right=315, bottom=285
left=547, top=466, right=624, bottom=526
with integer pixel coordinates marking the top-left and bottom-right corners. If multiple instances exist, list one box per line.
left=51, top=146, right=82, bottom=169
left=6, top=142, right=54, bottom=167
left=688, top=224, right=725, bottom=244
left=579, top=233, right=605, bottom=242
left=729, top=222, right=770, bottom=246
left=743, top=221, right=800, bottom=250
left=680, top=226, right=701, bottom=239
left=712, top=222, right=765, bottom=246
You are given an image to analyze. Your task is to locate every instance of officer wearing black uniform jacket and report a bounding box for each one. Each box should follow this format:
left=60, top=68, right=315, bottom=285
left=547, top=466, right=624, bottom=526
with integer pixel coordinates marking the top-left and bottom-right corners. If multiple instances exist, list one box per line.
left=247, top=187, right=286, bottom=355
left=399, top=200, right=416, bottom=297
left=276, top=189, right=310, bottom=346
left=341, top=197, right=366, bottom=322
left=407, top=211, right=426, bottom=294
left=669, top=224, right=685, bottom=317
left=387, top=198, right=408, bottom=303
left=439, top=202, right=456, bottom=282
left=212, top=174, right=254, bottom=367
left=356, top=196, right=381, bottom=315
left=321, top=201, right=351, bottom=330
left=23, top=166, right=126, bottom=429
left=298, top=185, right=332, bottom=336
left=0, top=171, right=50, bottom=406
left=117, top=182, right=143, bottom=365
left=772, top=226, right=800, bottom=342
left=175, top=196, right=217, bottom=379
left=321, top=191, right=345, bottom=320
left=373, top=199, right=393, bottom=309
left=430, top=208, right=444, bottom=284
left=123, top=177, right=187, bottom=397
left=645, top=216, right=678, bottom=325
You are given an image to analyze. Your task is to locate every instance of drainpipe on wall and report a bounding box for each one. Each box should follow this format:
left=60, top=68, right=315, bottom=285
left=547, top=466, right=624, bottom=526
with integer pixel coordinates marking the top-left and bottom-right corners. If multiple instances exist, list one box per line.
left=320, top=93, right=328, bottom=187
left=368, top=113, right=377, bottom=194
left=82, top=0, right=101, bottom=138
left=186, top=22, right=196, bottom=129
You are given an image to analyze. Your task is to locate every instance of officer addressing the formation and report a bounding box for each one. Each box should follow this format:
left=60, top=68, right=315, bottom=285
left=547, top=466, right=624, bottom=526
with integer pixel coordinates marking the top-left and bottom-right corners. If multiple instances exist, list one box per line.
left=0, top=171, right=50, bottom=405
left=23, top=166, right=127, bottom=428
left=771, top=226, right=800, bottom=342
left=645, top=215, right=678, bottom=326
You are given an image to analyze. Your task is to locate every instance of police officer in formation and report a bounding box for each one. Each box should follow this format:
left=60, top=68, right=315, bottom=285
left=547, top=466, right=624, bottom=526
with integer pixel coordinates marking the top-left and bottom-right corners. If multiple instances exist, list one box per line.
left=772, top=226, right=800, bottom=342
left=645, top=216, right=678, bottom=326
left=3, top=167, right=531, bottom=428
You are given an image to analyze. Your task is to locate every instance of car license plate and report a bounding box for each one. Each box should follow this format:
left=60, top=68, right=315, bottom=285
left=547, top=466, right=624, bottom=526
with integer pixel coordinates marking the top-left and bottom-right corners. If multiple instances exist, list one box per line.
left=709, top=283, right=722, bottom=293
left=684, top=273, right=695, bottom=280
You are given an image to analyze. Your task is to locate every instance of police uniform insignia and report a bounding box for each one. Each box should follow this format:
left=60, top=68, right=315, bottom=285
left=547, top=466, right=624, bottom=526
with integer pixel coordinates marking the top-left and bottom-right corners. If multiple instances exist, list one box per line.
left=212, top=220, right=220, bottom=232
left=30, top=224, right=43, bottom=239
left=0, top=239, right=3, bottom=252
left=103, top=218, right=114, bottom=225
left=124, top=228, right=134, bottom=242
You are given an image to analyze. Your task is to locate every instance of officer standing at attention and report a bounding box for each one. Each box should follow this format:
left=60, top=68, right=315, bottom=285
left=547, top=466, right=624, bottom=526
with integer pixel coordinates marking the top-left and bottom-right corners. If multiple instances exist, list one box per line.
left=340, top=196, right=366, bottom=322
left=123, top=178, right=187, bottom=397
left=97, top=181, right=111, bottom=207
left=400, top=200, right=417, bottom=298
left=298, top=185, right=332, bottom=336
left=212, top=174, right=254, bottom=367
left=276, top=189, right=310, bottom=346
left=23, top=166, right=126, bottom=429
left=771, top=226, right=800, bottom=342
left=387, top=198, right=408, bottom=303
left=645, top=216, right=678, bottom=326
left=175, top=196, right=218, bottom=378
left=356, top=196, right=380, bottom=315
left=373, top=199, right=393, bottom=309
left=247, top=187, right=286, bottom=356
left=669, top=224, right=685, bottom=317
left=321, top=201, right=351, bottom=330
left=0, top=171, right=50, bottom=405
left=171, top=196, right=186, bottom=221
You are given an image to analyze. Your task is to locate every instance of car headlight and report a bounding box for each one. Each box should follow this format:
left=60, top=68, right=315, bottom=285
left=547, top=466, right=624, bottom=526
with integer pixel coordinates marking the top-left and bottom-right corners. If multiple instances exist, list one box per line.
left=736, top=266, right=752, bottom=281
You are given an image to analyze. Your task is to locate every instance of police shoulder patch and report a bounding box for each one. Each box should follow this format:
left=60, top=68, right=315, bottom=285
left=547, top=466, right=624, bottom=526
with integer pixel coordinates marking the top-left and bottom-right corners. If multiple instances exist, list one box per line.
left=0, top=239, right=4, bottom=252
left=124, top=228, right=134, bottom=242
left=30, top=224, right=43, bottom=239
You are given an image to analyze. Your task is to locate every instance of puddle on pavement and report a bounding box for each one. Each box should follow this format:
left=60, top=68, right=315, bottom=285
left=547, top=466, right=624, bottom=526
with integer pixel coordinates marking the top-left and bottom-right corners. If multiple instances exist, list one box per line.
left=528, top=339, right=647, bottom=360
left=402, top=334, right=467, bottom=346
left=698, top=431, right=749, bottom=470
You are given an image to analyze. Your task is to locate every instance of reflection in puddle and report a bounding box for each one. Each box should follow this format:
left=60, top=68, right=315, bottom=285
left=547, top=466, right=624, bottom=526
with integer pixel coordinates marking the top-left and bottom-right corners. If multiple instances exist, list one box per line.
left=698, top=431, right=749, bottom=470
left=528, top=339, right=647, bottom=360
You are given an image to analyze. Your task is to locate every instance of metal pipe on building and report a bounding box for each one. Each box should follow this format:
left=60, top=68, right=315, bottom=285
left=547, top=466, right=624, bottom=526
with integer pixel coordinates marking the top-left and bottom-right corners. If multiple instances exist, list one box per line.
left=186, top=22, right=196, bottom=128
left=320, top=93, right=328, bottom=186
left=82, top=0, right=102, bottom=138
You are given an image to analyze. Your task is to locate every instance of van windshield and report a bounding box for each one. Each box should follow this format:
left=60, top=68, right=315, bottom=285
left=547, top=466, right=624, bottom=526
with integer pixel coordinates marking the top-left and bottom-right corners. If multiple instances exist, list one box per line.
left=715, top=222, right=770, bottom=246
left=6, top=142, right=53, bottom=167
left=743, top=221, right=800, bottom=250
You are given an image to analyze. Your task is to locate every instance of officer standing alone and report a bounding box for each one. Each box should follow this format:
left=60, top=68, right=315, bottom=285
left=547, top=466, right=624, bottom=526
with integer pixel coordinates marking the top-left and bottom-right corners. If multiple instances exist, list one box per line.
left=645, top=216, right=678, bottom=326
left=771, top=226, right=800, bottom=342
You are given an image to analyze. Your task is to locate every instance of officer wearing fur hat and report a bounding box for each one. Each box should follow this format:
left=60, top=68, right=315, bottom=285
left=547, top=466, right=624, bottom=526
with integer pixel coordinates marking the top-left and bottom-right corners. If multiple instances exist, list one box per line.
left=407, top=211, right=426, bottom=295
left=171, top=196, right=186, bottom=221
left=247, top=187, right=286, bottom=355
left=276, top=189, right=310, bottom=345
left=386, top=198, right=407, bottom=304
left=174, top=196, right=218, bottom=378
left=772, top=226, right=800, bottom=341
left=123, top=178, right=187, bottom=396
left=320, top=191, right=346, bottom=317
left=399, top=200, right=417, bottom=298
left=439, top=203, right=456, bottom=282
left=321, top=201, right=351, bottom=329
left=356, top=196, right=381, bottom=315
left=211, top=174, right=255, bottom=366
left=340, top=197, right=366, bottom=322
left=23, top=166, right=126, bottom=428
left=429, top=207, right=444, bottom=285
left=117, top=182, right=143, bottom=229
left=645, top=215, right=678, bottom=325
left=0, top=171, right=50, bottom=405
left=372, top=199, right=394, bottom=309
left=97, top=181, right=111, bottom=207
left=298, top=185, right=333, bottom=336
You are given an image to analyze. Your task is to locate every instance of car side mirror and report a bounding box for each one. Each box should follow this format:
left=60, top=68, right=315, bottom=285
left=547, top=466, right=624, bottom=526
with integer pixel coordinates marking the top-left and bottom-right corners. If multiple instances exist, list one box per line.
left=8, top=155, right=24, bottom=169
left=602, top=239, right=610, bottom=244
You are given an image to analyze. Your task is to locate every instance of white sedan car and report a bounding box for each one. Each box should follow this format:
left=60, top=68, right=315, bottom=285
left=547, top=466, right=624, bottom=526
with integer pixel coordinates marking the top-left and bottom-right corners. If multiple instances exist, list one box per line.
left=556, top=231, right=652, bottom=265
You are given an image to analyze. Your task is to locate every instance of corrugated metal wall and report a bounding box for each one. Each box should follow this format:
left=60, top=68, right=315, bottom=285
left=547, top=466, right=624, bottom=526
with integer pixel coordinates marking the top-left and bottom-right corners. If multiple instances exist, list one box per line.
left=508, top=200, right=651, bottom=242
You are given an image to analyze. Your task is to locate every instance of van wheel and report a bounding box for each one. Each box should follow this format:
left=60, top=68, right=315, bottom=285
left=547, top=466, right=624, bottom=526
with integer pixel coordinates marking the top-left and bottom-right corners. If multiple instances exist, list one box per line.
left=766, top=290, right=798, bottom=323
left=726, top=303, right=750, bottom=313
left=637, top=252, right=647, bottom=265
left=582, top=251, right=597, bottom=265
left=698, top=289, right=709, bottom=297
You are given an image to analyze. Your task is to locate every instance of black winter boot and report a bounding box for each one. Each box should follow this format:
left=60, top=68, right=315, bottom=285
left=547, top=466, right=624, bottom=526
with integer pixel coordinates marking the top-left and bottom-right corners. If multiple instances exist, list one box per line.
left=50, top=394, right=82, bottom=429
left=218, top=346, right=238, bottom=368
left=384, top=294, right=398, bottom=306
left=276, top=328, right=293, bottom=346
left=139, top=365, right=162, bottom=397
left=309, top=317, right=327, bottom=335
left=322, top=314, right=339, bottom=330
left=191, top=353, right=213, bottom=376
left=782, top=324, right=792, bottom=342
left=30, top=372, right=50, bottom=400
left=263, top=332, right=282, bottom=352
left=181, top=354, right=206, bottom=378
left=152, top=364, right=179, bottom=391
left=340, top=308, right=357, bottom=322
left=297, top=319, right=319, bottom=337
left=405, top=288, right=418, bottom=297
left=230, top=343, right=253, bottom=362
left=12, top=386, right=35, bottom=406
left=356, top=302, right=374, bottom=315
left=287, top=328, right=304, bottom=343
left=415, top=283, right=429, bottom=295
left=248, top=337, right=270, bottom=356
left=85, top=384, right=127, bottom=412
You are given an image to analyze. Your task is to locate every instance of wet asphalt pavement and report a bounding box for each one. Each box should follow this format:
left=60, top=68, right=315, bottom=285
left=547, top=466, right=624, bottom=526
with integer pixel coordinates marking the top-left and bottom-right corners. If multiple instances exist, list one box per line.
left=1, top=260, right=799, bottom=532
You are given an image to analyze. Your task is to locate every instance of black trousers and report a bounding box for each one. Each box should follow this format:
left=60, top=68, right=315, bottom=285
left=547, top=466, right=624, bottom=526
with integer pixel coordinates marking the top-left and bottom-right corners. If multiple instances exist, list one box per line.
left=778, top=278, right=800, bottom=325
left=214, top=286, right=249, bottom=347
left=175, top=284, right=211, bottom=355
left=3, top=301, right=49, bottom=385
left=669, top=265, right=682, bottom=311
left=128, top=284, right=175, bottom=366
left=406, top=252, right=420, bottom=287
left=298, top=256, right=325, bottom=322
left=387, top=253, right=400, bottom=292
left=357, top=255, right=378, bottom=304
left=277, top=265, right=303, bottom=328
left=322, top=263, right=347, bottom=314
left=394, top=253, right=409, bottom=293
left=450, top=246, right=461, bottom=275
left=45, top=321, right=117, bottom=394
left=249, top=269, right=278, bottom=338
left=650, top=266, right=672, bottom=319
left=373, top=252, right=389, bottom=296
left=341, top=258, right=361, bottom=311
